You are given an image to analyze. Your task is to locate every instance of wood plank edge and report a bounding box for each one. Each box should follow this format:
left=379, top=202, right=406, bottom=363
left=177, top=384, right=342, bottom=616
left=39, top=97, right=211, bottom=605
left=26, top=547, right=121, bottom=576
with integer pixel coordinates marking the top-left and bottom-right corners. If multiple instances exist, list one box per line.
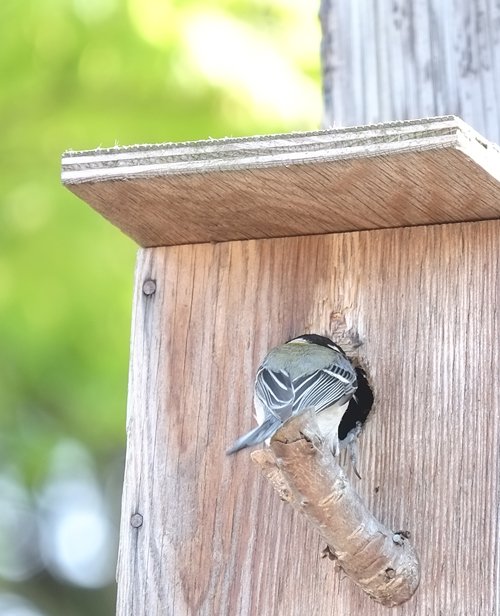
left=455, top=120, right=500, bottom=184
left=61, top=116, right=464, bottom=185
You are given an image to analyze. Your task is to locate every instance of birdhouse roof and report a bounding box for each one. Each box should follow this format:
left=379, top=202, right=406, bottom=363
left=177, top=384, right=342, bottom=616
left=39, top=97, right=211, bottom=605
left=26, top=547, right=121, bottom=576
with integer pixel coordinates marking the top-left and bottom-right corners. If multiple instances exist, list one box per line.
left=61, top=116, right=500, bottom=247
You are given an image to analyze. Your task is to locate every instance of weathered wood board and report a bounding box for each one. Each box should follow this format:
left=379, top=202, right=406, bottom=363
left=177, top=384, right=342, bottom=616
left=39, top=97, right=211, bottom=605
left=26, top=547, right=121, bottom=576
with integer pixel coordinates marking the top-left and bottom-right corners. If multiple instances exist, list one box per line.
left=320, top=0, right=500, bottom=143
left=62, top=117, right=500, bottom=247
left=117, top=220, right=500, bottom=615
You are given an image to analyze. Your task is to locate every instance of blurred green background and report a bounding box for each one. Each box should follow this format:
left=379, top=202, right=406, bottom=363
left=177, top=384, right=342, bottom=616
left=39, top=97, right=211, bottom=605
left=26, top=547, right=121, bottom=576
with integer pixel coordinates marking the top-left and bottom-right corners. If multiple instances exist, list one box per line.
left=0, top=0, right=321, bottom=614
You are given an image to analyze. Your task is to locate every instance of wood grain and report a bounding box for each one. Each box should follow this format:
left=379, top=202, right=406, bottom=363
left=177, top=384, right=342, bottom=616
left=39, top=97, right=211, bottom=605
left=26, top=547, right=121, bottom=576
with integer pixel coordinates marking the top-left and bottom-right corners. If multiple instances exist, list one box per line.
left=117, top=220, right=500, bottom=615
left=61, top=117, right=500, bottom=247
left=320, top=0, right=500, bottom=143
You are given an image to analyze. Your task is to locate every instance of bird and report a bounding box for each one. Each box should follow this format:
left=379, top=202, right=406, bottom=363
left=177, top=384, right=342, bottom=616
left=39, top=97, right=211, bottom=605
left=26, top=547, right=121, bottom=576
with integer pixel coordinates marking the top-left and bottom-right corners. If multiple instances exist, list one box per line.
left=227, top=334, right=358, bottom=456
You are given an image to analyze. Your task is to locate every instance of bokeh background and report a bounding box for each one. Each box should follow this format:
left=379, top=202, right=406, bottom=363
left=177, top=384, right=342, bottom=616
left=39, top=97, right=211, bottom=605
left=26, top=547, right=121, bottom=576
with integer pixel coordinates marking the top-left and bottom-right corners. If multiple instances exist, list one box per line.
left=0, top=1, right=321, bottom=614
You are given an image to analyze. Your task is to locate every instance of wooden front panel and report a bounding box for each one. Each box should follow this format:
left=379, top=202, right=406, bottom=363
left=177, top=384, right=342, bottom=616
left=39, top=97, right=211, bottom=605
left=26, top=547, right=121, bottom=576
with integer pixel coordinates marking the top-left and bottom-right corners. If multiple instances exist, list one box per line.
left=117, top=220, right=500, bottom=616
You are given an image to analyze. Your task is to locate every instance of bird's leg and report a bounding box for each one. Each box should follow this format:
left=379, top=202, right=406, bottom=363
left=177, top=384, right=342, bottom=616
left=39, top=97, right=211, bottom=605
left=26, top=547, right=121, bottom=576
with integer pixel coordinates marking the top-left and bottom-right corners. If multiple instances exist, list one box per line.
left=348, top=438, right=361, bottom=480
left=342, top=422, right=363, bottom=479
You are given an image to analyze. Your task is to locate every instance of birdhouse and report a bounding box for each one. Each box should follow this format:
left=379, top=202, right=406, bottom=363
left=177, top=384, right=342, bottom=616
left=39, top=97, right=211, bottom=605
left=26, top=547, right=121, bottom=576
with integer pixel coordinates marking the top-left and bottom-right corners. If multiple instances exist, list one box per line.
left=62, top=116, right=500, bottom=615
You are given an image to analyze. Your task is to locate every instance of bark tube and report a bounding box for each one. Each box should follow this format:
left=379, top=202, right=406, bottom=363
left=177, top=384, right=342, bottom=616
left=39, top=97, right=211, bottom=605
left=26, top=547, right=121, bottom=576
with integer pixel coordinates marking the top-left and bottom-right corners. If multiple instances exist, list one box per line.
left=252, top=410, right=420, bottom=607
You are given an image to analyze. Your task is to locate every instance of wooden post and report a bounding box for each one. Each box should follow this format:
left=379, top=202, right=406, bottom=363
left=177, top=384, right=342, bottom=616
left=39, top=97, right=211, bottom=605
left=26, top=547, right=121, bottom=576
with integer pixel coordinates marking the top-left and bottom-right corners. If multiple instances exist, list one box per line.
left=62, top=117, right=500, bottom=614
left=319, top=0, right=500, bottom=142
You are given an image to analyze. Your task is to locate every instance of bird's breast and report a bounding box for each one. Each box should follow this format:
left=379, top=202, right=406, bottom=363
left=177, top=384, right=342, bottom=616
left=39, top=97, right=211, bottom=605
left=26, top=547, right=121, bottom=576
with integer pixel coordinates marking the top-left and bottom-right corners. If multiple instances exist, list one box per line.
left=315, top=402, right=349, bottom=436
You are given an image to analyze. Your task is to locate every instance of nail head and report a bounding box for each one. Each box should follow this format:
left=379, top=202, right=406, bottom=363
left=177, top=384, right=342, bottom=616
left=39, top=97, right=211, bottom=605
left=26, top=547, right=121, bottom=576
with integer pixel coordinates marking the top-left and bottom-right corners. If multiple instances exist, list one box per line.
left=131, top=513, right=143, bottom=528
left=142, top=279, right=156, bottom=296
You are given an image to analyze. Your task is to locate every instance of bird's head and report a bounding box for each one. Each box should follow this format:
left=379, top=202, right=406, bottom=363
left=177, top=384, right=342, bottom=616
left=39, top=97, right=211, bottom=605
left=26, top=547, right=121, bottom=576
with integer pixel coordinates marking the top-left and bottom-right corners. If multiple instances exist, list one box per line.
left=286, top=333, right=346, bottom=355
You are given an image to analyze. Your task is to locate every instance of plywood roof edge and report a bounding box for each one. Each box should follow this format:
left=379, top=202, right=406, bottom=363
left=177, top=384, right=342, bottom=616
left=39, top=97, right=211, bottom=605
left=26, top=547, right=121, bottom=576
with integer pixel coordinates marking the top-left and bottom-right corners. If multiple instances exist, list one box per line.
left=453, top=118, right=500, bottom=183
left=62, top=115, right=480, bottom=186
left=61, top=116, right=500, bottom=247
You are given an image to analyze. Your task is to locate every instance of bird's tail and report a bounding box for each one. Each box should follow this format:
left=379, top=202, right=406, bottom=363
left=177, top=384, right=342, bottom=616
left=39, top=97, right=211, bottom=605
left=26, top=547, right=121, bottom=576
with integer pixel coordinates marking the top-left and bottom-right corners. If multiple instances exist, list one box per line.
left=226, top=417, right=281, bottom=455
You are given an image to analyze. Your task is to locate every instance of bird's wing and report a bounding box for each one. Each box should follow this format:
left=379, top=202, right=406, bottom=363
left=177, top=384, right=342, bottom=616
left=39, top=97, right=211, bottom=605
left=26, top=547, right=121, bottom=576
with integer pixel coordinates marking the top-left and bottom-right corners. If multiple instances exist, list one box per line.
left=254, top=367, right=294, bottom=421
left=292, top=362, right=357, bottom=414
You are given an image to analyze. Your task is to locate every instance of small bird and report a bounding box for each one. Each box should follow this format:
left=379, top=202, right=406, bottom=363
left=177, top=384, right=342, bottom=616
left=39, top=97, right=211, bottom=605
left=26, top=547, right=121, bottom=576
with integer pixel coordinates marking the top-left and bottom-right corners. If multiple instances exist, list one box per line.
left=227, top=334, right=358, bottom=456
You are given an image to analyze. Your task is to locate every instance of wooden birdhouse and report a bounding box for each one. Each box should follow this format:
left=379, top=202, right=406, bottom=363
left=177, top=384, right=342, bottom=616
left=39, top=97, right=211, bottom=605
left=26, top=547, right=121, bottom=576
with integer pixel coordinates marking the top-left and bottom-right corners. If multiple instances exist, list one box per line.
left=62, top=116, right=500, bottom=615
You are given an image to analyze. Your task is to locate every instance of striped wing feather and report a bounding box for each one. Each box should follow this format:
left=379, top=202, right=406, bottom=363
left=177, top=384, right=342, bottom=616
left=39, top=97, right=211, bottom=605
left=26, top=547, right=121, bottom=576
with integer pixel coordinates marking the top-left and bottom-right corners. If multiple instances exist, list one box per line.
left=254, top=367, right=294, bottom=421
left=255, top=360, right=356, bottom=420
